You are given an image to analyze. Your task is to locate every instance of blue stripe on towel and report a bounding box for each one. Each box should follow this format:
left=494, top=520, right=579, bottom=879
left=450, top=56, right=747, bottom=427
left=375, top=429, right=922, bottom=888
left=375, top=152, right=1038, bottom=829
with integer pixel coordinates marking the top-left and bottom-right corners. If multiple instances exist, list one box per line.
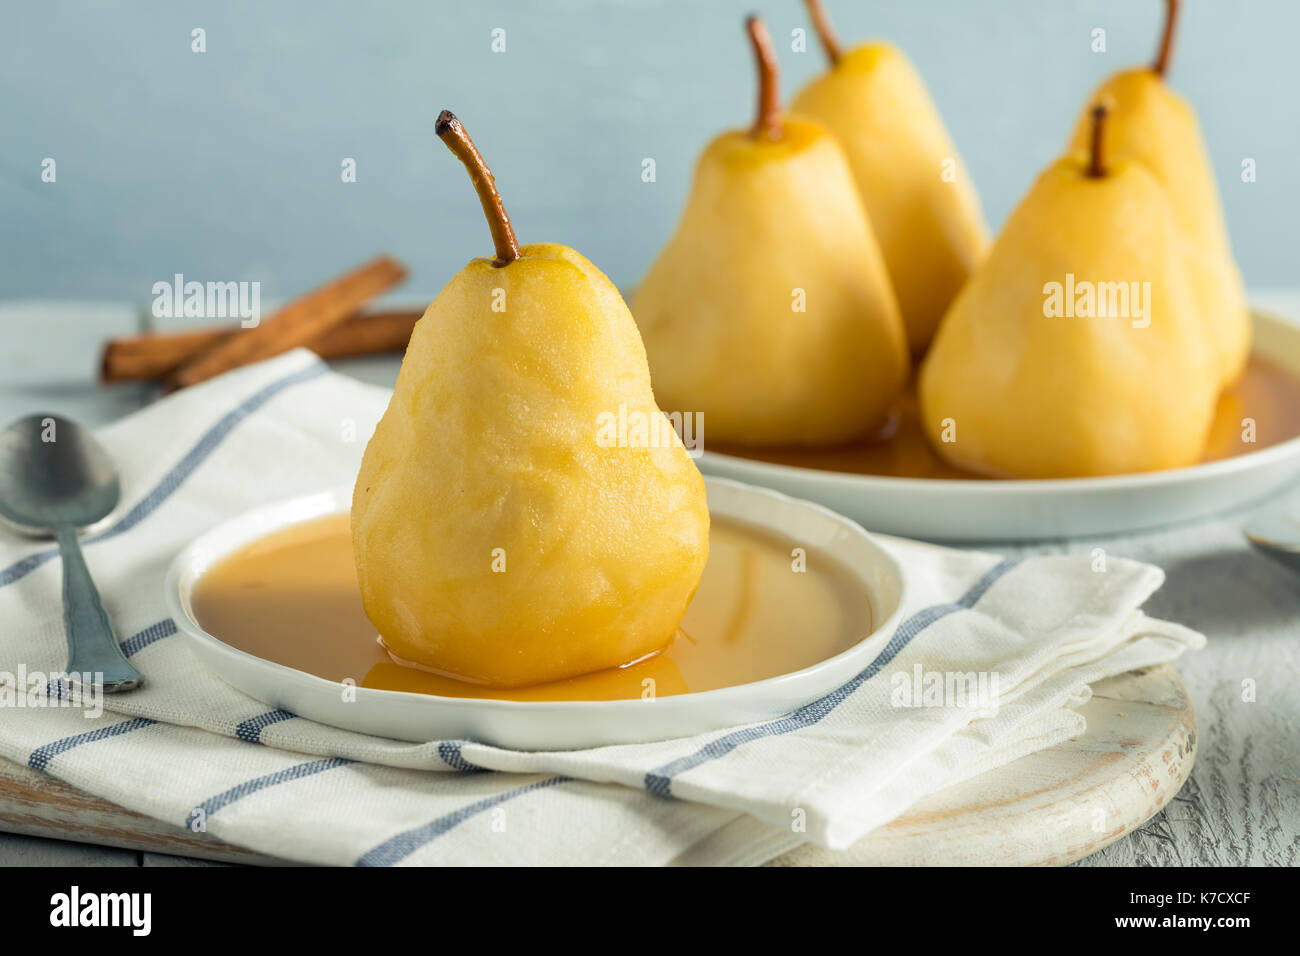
left=355, top=775, right=570, bottom=867
left=643, top=556, right=1021, bottom=797
left=235, top=709, right=298, bottom=743
left=121, top=619, right=178, bottom=657
left=195, top=756, right=353, bottom=818
left=437, top=741, right=485, bottom=772
left=44, top=676, right=75, bottom=702
left=28, top=717, right=158, bottom=772
left=0, top=360, right=328, bottom=589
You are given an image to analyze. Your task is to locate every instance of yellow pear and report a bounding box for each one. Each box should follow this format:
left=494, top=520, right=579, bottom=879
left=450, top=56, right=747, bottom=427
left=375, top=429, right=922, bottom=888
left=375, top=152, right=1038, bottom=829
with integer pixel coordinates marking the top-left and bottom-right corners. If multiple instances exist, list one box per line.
left=1066, top=0, right=1249, bottom=386
left=791, top=0, right=989, bottom=354
left=352, top=111, right=709, bottom=687
left=919, top=106, right=1218, bottom=478
left=634, top=16, right=907, bottom=446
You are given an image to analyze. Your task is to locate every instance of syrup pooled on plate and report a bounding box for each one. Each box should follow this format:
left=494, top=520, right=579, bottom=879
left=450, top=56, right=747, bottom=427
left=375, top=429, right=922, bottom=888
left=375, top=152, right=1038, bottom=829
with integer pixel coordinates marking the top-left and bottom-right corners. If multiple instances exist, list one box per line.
left=190, top=513, right=870, bottom=702
left=712, top=356, right=1300, bottom=479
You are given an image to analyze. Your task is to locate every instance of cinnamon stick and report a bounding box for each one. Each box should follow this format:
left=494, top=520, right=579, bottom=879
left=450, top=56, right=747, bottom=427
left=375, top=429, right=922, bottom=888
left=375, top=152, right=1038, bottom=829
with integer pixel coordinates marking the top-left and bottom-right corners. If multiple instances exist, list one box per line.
left=102, top=309, right=423, bottom=384
left=163, top=255, right=408, bottom=391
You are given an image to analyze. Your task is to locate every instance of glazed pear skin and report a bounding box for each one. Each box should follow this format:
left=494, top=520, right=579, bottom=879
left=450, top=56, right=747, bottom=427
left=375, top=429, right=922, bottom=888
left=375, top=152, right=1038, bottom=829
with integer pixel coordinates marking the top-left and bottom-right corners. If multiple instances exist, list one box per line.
left=919, top=155, right=1218, bottom=479
left=793, top=44, right=989, bottom=353
left=634, top=118, right=908, bottom=446
left=353, top=243, right=710, bottom=687
left=1067, top=69, right=1250, bottom=385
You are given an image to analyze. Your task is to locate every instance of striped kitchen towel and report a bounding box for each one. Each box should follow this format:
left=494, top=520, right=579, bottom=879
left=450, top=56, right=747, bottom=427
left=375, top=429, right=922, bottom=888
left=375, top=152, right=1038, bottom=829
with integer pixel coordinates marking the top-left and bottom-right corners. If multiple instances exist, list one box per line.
left=0, top=350, right=1204, bottom=865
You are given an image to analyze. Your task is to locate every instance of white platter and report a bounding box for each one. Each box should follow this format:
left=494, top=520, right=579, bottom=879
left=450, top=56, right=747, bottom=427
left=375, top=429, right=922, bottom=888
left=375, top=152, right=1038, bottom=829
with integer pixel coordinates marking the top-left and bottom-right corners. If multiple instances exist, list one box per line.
left=700, top=311, right=1300, bottom=542
left=165, top=477, right=905, bottom=750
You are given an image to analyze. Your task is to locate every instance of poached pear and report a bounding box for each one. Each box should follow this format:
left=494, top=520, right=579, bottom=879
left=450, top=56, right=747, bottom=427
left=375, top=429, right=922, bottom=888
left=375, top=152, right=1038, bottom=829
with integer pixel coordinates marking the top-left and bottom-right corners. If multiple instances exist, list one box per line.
left=919, top=106, right=1218, bottom=478
left=1065, top=0, right=1249, bottom=386
left=634, top=16, right=907, bottom=446
left=352, top=111, right=709, bottom=687
left=792, top=0, right=989, bottom=354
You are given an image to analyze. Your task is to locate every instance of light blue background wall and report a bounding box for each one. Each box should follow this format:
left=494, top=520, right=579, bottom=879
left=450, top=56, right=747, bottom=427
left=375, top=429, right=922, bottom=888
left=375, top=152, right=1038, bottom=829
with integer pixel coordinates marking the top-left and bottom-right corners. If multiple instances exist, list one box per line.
left=1, top=0, right=1296, bottom=308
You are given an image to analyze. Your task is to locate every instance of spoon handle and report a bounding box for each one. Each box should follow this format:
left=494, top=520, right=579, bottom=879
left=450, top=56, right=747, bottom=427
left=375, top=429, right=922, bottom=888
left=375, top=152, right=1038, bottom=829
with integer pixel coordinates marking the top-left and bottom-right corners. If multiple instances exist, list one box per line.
left=55, top=525, right=143, bottom=692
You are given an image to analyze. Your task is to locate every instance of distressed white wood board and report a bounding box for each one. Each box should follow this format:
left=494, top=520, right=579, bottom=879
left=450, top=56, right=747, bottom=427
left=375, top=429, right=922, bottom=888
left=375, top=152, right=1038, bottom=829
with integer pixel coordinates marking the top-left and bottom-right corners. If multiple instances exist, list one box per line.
left=0, top=301, right=150, bottom=428
left=0, top=665, right=1194, bottom=866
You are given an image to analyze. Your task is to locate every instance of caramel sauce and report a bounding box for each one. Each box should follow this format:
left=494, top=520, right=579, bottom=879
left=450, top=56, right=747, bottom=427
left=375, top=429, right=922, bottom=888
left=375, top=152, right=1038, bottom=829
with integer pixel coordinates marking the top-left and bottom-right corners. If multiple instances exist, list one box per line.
left=191, top=513, right=870, bottom=702
left=712, top=355, right=1300, bottom=479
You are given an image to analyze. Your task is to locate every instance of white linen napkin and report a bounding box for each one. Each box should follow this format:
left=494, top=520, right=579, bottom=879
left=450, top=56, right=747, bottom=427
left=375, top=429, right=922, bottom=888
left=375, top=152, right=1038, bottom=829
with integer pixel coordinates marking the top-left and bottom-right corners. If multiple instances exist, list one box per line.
left=0, top=350, right=1204, bottom=865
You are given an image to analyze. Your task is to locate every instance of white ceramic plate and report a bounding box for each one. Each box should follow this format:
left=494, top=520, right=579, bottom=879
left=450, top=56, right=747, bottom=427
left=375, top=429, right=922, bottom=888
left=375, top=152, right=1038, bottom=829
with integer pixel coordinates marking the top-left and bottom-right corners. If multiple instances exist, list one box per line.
left=700, top=311, right=1300, bottom=542
left=165, top=477, right=905, bottom=750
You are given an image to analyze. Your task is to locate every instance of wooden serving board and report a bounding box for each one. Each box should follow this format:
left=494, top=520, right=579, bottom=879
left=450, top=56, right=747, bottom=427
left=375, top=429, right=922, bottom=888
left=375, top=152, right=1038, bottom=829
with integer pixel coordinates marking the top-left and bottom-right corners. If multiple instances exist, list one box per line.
left=0, top=664, right=1194, bottom=866
left=774, top=664, right=1196, bottom=865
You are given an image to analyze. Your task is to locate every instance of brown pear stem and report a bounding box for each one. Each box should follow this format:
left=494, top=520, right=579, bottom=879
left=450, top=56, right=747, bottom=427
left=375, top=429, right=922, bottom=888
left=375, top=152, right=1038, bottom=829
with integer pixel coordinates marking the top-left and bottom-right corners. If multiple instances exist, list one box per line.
left=1153, top=0, right=1180, bottom=78
left=435, top=109, right=520, bottom=266
left=747, top=16, right=783, bottom=141
left=1087, top=104, right=1109, bottom=178
left=805, top=0, right=843, bottom=64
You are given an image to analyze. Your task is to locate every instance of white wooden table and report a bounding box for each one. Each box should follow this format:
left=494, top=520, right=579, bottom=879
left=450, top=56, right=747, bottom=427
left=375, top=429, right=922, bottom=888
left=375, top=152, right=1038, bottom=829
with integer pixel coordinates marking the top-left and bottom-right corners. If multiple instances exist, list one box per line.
left=2, top=294, right=1298, bottom=866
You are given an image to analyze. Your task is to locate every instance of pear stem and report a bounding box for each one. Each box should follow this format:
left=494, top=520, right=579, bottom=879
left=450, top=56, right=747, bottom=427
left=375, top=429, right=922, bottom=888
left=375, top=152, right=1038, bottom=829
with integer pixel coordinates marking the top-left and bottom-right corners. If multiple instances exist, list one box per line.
left=1087, top=104, right=1109, bottom=178
left=806, top=0, right=843, bottom=64
left=747, top=16, right=783, bottom=141
left=1153, top=0, right=1180, bottom=78
left=435, top=110, right=520, bottom=267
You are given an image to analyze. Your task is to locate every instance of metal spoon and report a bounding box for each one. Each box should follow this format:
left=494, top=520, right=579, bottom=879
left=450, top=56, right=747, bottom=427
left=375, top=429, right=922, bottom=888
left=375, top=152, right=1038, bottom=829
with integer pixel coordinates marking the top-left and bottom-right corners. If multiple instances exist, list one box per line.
left=1243, top=511, right=1300, bottom=576
left=0, top=414, right=143, bottom=691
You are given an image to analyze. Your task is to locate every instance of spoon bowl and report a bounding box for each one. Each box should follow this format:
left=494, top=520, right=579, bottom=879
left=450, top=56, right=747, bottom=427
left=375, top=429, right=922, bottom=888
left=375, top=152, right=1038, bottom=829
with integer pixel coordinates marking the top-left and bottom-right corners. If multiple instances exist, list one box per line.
left=0, top=414, right=120, bottom=533
left=1243, top=511, right=1300, bottom=575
